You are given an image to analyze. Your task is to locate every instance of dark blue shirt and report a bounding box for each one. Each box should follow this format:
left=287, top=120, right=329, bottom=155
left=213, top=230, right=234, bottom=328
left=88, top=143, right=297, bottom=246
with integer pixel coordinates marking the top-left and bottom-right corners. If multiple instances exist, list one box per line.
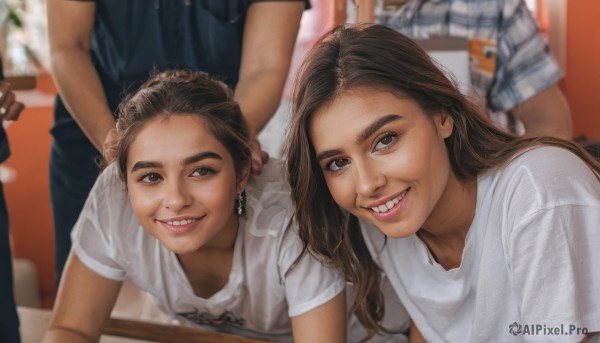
left=92, top=0, right=254, bottom=109
left=53, top=0, right=309, bottom=143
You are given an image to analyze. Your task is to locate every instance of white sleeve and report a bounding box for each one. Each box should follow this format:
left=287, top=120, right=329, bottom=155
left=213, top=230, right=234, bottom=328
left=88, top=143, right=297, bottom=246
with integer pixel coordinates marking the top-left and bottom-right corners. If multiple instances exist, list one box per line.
left=508, top=203, right=600, bottom=342
left=70, top=165, right=128, bottom=281
left=278, top=225, right=345, bottom=317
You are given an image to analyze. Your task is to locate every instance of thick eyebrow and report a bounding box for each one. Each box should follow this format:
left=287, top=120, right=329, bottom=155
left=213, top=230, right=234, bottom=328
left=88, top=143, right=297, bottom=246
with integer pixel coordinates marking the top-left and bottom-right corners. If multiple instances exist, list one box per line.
left=130, top=161, right=162, bottom=173
left=316, top=114, right=403, bottom=163
left=316, top=149, right=343, bottom=163
left=356, top=114, right=403, bottom=145
left=182, top=151, right=222, bottom=165
left=130, top=151, right=222, bottom=173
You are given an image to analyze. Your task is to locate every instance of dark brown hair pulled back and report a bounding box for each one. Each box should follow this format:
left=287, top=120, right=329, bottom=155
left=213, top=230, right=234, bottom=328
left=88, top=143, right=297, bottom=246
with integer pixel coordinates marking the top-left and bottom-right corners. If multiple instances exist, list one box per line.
left=113, top=69, right=251, bottom=183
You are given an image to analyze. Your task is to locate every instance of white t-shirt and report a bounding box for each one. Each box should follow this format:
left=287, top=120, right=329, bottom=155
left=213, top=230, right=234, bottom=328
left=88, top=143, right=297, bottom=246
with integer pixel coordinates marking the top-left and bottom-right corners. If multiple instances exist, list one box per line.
left=346, top=276, right=410, bottom=343
left=71, top=160, right=345, bottom=342
left=361, top=147, right=600, bottom=342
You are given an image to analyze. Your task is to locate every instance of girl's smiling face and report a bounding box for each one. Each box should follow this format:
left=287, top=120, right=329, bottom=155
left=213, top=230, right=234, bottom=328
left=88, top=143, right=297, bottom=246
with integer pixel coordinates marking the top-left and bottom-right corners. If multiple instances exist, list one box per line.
left=309, top=87, right=457, bottom=237
left=126, top=114, right=247, bottom=255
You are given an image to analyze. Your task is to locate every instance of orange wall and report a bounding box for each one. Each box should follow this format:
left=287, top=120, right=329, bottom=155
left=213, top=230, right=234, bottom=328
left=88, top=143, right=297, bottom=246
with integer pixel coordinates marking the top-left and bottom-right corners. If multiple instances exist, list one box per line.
left=565, top=0, right=600, bottom=140
left=5, top=73, right=56, bottom=307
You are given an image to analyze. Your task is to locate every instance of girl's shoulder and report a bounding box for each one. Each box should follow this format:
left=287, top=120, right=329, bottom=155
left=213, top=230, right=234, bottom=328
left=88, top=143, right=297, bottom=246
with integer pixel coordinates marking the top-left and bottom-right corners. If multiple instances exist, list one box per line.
left=492, top=145, right=598, bottom=192
left=507, top=145, right=593, bottom=173
left=77, top=163, right=148, bottom=247
left=82, top=163, right=132, bottom=222
left=246, top=158, right=291, bottom=194
left=478, top=146, right=600, bottom=229
left=71, top=163, right=150, bottom=281
left=243, top=158, right=294, bottom=241
left=95, top=163, right=128, bottom=196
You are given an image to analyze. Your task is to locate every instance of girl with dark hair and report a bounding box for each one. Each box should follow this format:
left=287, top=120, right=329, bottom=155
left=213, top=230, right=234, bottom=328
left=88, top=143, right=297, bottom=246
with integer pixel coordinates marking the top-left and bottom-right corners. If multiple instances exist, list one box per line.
left=43, top=70, right=346, bottom=343
left=286, top=24, right=600, bottom=342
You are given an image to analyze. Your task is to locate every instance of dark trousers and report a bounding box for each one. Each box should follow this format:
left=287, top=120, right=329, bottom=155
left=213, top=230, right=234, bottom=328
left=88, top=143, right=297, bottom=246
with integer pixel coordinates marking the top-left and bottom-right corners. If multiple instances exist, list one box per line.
left=0, top=182, right=20, bottom=343
left=49, top=140, right=102, bottom=283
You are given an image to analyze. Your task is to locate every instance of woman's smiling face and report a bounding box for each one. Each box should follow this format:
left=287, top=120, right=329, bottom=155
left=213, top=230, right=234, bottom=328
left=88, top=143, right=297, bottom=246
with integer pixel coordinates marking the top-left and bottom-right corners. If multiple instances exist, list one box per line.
left=309, top=87, right=456, bottom=237
left=126, top=114, right=246, bottom=255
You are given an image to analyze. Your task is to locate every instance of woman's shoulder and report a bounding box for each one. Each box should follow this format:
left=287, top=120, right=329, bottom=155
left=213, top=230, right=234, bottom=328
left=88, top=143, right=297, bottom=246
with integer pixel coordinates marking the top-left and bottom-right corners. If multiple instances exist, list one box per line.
left=79, top=163, right=140, bottom=235
left=245, top=158, right=292, bottom=219
left=93, top=163, right=129, bottom=199
left=247, top=158, right=290, bottom=192
left=498, top=146, right=598, bottom=187
left=243, top=158, right=293, bottom=239
left=482, top=146, right=600, bottom=222
left=71, top=163, right=149, bottom=281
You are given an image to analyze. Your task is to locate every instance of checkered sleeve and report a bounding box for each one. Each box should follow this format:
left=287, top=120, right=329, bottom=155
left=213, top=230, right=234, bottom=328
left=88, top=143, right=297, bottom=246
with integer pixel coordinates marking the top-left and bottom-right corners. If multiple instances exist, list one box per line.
left=488, top=0, right=562, bottom=112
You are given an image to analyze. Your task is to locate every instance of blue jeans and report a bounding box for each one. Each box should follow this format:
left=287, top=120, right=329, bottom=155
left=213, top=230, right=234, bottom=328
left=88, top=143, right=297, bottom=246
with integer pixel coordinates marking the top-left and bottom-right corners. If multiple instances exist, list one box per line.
left=0, top=181, right=20, bottom=343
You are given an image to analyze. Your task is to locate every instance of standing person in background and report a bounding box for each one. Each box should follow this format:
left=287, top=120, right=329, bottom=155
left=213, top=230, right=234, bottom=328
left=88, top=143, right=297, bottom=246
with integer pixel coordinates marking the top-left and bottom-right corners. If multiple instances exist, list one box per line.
left=47, top=0, right=308, bottom=282
left=383, top=0, right=572, bottom=139
left=0, top=56, right=27, bottom=343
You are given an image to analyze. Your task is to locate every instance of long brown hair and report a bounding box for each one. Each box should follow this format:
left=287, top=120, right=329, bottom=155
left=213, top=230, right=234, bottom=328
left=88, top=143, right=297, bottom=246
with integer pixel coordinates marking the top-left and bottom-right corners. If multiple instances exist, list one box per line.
left=285, top=24, right=600, bottom=337
left=112, top=69, right=251, bottom=183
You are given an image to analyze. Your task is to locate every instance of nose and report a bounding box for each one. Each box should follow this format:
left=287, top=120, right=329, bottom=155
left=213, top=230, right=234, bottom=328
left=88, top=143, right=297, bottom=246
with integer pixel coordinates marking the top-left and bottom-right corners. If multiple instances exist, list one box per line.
left=355, top=160, right=386, bottom=197
left=163, top=179, right=192, bottom=211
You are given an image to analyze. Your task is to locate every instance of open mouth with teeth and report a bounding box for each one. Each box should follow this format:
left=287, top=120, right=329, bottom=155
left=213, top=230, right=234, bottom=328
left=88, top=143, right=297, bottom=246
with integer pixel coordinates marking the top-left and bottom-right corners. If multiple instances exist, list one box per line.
left=157, top=216, right=205, bottom=234
left=371, top=188, right=410, bottom=213
left=165, top=218, right=198, bottom=226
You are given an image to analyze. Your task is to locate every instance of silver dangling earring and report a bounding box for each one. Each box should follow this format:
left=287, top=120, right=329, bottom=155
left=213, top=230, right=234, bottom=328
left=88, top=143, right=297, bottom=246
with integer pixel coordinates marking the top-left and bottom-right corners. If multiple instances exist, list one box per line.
left=236, top=191, right=246, bottom=216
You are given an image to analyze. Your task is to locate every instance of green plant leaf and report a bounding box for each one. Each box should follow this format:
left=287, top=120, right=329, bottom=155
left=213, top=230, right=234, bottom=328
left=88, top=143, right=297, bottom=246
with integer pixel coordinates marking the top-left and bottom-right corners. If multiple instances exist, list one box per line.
left=8, top=6, right=23, bottom=29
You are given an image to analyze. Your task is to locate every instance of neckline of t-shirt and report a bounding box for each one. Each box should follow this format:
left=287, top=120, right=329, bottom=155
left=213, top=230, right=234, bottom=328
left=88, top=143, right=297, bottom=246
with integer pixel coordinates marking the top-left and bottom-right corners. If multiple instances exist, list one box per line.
left=170, top=216, right=246, bottom=304
left=413, top=174, right=487, bottom=276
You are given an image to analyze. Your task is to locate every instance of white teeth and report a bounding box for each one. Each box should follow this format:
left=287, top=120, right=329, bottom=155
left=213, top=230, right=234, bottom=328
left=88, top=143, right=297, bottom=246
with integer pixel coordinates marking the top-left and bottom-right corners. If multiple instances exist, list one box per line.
left=166, top=219, right=196, bottom=226
left=370, top=190, right=408, bottom=213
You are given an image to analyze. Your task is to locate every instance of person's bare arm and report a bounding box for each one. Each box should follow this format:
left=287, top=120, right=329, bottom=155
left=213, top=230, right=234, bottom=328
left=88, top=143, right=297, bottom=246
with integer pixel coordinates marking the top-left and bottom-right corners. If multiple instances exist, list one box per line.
left=43, top=252, right=122, bottom=342
left=409, top=321, right=426, bottom=343
left=47, top=0, right=115, bottom=152
left=355, top=0, right=375, bottom=23
left=235, top=1, right=304, bottom=135
left=511, top=83, right=572, bottom=140
left=234, top=1, right=304, bottom=172
left=290, top=290, right=346, bottom=343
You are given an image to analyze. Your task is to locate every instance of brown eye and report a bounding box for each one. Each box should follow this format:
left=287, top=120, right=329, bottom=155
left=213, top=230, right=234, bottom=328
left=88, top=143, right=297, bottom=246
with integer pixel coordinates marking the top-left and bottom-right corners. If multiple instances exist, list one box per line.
left=190, top=167, right=212, bottom=177
left=381, top=135, right=394, bottom=144
left=327, top=158, right=349, bottom=172
left=140, top=173, right=162, bottom=183
left=374, top=132, right=398, bottom=151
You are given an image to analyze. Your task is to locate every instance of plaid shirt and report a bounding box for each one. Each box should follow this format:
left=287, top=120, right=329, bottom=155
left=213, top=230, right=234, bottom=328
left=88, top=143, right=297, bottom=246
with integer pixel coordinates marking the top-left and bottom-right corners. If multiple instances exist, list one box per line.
left=387, top=0, right=562, bottom=130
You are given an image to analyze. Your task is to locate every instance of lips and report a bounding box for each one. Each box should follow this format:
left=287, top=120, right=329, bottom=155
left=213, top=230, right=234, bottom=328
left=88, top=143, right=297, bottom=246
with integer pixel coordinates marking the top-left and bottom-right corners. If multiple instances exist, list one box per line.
left=165, top=218, right=197, bottom=226
left=368, top=188, right=410, bottom=214
left=156, top=216, right=204, bottom=233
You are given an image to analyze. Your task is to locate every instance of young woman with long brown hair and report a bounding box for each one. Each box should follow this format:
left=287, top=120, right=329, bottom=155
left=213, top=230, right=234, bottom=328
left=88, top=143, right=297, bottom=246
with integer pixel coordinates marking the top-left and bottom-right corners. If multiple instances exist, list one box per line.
left=286, top=24, right=600, bottom=342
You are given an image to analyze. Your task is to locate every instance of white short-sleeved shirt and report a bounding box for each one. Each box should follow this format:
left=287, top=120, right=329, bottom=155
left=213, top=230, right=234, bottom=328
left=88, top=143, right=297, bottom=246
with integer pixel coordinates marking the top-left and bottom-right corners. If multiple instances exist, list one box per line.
left=361, top=147, right=600, bottom=342
left=71, top=159, right=345, bottom=342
